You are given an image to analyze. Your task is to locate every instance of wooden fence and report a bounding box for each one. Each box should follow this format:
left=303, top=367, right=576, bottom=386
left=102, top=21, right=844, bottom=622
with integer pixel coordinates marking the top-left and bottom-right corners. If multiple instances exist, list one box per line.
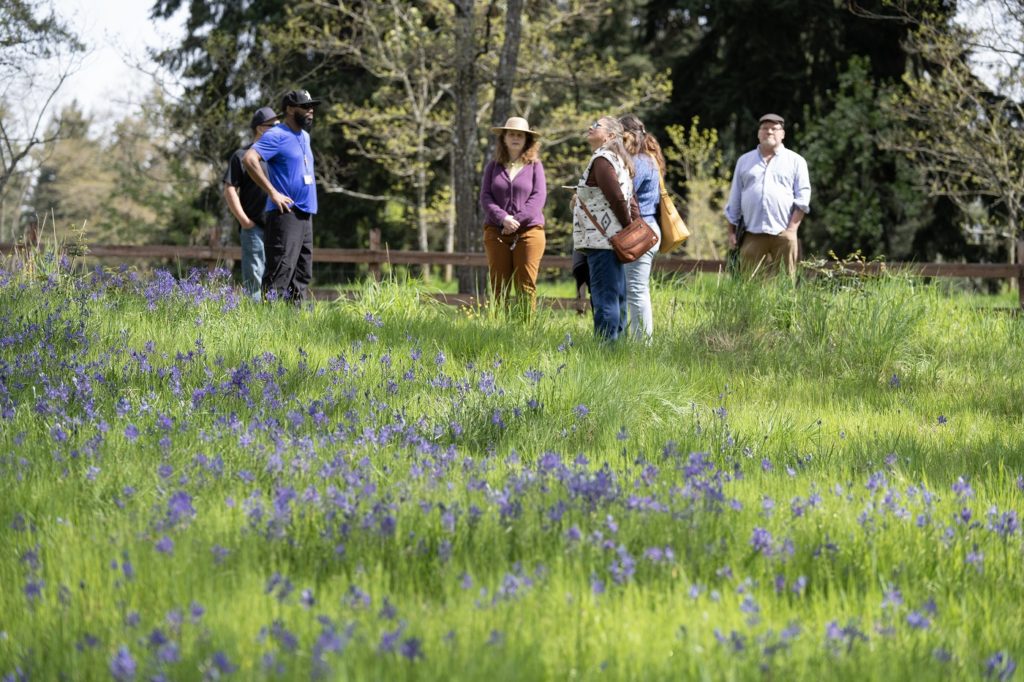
left=3, top=232, right=1024, bottom=307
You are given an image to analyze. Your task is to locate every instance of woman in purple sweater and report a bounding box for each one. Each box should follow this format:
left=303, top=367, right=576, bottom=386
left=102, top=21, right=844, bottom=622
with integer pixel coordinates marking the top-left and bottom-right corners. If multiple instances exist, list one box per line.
left=479, top=117, right=547, bottom=310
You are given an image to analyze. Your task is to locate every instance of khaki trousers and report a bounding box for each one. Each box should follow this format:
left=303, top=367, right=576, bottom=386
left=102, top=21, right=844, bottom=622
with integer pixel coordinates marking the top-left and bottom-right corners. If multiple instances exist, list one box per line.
left=483, top=226, right=546, bottom=307
left=739, top=230, right=799, bottom=278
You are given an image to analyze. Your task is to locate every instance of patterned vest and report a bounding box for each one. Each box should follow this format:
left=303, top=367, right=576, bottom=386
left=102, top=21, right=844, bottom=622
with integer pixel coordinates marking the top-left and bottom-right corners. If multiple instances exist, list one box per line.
left=572, top=148, right=633, bottom=250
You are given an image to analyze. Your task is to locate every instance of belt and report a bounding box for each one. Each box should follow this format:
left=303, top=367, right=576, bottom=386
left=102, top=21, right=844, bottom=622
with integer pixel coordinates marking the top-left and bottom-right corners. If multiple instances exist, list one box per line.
left=268, top=207, right=312, bottom=219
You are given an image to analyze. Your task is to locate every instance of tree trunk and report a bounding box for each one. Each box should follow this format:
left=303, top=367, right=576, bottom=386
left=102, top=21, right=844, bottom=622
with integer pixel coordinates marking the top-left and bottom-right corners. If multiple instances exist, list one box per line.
left=452, top=0, right=485, bottom=295
left=485, top=0, right=524, bottom=162
left=416, top=157, right=431, bottom=282
left=445, top=163, right=455, bottom=283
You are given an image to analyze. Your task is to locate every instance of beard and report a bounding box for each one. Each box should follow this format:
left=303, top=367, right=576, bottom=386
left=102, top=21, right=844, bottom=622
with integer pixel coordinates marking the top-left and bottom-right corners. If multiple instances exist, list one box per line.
left=292, top=110, right=314, bottom=132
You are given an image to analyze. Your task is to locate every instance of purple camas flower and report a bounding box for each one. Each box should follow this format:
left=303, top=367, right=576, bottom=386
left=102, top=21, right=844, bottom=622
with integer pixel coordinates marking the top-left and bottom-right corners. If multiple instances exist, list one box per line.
left=400, top=638, right=424, bottom=660
left=751, top=527, right=773, bottom=556
left=952, top=476, right=974, bottom=500
left=985, top=651, right=1017, bottom=680
left=379, top=626, right=403, bottom=653
left=210, top=651, right=237, bottom=675
left=791, top=575, right=807, bottom=596
left=967, top=546, right=985, bottom=573
left=157, top=642, right=180, bottom=664
left=124, top=424, right=139, bottom=441
left=211, top=544, right=229, bottom=564
left=988, top=508, right=1020, bottom=538
left=109, top=646, right=136, bottom=681
left=23, top=578, right=44, bottom=604
left=155, top=536, right=174, bottom=554
left=882, top=585, right=903, bottom=609
left=166, top=491, right=196, bottom=526
left=574, top=404, right=589, bottom=418
left=609, top=545, right=636, bottom=584
left=907, top=611, right=931, bottom=629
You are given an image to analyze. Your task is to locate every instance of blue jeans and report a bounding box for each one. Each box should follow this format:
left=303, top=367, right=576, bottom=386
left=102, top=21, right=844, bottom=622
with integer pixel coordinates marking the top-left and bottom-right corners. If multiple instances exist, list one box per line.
left=623, top=217, right=661, bottom=340
left=585, top=248, right=626, bottom=341
left=240, top=225, right=266, bottom=301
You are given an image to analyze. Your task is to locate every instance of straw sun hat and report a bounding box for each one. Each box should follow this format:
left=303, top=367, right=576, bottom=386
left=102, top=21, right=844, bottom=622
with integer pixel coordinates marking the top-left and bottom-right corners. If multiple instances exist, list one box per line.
left=490, top=117, right=539, bottom=136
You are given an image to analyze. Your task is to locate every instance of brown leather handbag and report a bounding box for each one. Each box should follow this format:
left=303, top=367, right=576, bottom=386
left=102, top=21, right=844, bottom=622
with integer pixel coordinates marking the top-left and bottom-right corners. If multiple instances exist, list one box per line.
left=578, top=199, right=658, bottom=263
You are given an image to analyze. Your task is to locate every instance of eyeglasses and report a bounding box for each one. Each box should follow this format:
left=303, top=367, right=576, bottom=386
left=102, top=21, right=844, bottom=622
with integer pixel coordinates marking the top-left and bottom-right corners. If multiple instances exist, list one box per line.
left=589, top=122, right=604, bottom=131
left=759, top=124, right=783, bottom=132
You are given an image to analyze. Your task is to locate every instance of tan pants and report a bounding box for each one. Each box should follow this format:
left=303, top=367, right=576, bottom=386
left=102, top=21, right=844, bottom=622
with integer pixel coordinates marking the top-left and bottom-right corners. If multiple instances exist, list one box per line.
left=483, top=226, right=546, bottom=307
left=739, top=230, right=799, bottom=278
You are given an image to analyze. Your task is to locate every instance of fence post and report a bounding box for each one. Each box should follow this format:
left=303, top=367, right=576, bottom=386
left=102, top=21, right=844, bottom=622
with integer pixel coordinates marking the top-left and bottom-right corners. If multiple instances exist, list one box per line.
left=369, top=228, right=382, bottom=283
left=1017, top=239, right=1024, bottom=310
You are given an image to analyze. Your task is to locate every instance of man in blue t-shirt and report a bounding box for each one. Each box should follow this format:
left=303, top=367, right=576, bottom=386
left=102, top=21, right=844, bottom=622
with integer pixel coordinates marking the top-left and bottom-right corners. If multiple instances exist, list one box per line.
left=223, top=106, right=279, bottom=300
left=243, top=89, right=321, bottom=302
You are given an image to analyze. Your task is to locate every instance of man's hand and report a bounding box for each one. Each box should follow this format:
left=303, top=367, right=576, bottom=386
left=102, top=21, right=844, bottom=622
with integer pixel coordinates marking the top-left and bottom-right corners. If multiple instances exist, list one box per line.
left=727, top=228, right=737, bottom=249
left=269, top=190, right=294, bottom=213
left=240, top=217, right=257, bottom=229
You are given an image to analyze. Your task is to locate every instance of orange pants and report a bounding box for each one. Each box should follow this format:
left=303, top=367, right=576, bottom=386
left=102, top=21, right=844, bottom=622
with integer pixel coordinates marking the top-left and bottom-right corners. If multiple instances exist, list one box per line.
left=483, top=226, right=546, bottom=306
left=739, top=230, right=799, bottom=278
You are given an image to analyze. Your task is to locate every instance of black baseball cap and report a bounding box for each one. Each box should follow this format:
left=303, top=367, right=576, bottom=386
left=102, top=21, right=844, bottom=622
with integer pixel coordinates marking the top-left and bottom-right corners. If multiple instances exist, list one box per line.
left=759, top=113, right=785, bottom=126
left=281, top=89, right=321, bottom=109
left=250, top=106, right=280, bottom=130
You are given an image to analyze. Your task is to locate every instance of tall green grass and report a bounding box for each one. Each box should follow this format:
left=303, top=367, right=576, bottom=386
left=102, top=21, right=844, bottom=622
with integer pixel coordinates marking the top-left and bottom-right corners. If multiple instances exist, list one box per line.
left=0, top=261, right=1021, bottom=680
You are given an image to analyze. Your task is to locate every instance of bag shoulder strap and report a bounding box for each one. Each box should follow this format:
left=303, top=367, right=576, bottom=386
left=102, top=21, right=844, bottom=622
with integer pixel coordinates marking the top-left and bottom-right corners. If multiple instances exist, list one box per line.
left=577, top=196, right=610, bottom=239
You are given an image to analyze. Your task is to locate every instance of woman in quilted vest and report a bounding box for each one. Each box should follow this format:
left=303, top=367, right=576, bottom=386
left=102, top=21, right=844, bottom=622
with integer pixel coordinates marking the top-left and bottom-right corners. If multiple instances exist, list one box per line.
left=572, top=116, right=640, bottom=340
left=479, top=117, right=547, bottom=311
left=620, top=113, right=664, bottom=340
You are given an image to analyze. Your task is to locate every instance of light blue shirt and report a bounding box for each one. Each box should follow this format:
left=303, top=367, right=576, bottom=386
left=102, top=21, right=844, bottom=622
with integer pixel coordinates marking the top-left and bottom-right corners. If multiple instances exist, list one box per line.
left=632, top=154, right=659, bottom=218
left=724, top=145, right=810, bottom=235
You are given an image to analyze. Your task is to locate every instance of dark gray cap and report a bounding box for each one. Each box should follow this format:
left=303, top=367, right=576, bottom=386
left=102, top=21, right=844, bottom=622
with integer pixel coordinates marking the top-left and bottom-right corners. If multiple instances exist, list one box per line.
left=759, top=113, right=785, bottom=125
left=250, top=106, right=280, bottom=130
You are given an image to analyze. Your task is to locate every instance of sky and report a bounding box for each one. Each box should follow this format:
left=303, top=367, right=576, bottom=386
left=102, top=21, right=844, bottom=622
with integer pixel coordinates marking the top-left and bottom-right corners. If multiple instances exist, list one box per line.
left=49, top=0, right=187, bottom=121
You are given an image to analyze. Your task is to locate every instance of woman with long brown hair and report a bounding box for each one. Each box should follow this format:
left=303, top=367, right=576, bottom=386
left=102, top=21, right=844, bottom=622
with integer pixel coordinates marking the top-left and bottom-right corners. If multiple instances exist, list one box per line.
left=620, top=113, right=664, bottom=340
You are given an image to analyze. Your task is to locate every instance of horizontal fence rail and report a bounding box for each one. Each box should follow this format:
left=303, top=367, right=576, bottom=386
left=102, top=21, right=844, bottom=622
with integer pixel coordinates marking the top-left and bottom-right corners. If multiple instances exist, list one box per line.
left=3, top=238, right=1023, bottom=307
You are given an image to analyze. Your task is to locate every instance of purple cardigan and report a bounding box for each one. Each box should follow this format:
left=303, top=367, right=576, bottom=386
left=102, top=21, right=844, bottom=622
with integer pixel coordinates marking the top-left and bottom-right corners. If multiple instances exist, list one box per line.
left=479, top=159, right=547, bottom=230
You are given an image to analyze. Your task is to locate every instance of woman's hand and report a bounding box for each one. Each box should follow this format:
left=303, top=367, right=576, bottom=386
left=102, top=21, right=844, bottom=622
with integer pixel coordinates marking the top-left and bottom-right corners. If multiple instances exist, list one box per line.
left=501, top=215, right=520, bottom=234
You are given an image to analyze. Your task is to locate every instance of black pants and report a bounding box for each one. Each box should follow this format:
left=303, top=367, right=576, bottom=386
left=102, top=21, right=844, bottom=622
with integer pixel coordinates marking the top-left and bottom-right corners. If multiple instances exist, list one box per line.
left=263, top=208, right=313, bottom=302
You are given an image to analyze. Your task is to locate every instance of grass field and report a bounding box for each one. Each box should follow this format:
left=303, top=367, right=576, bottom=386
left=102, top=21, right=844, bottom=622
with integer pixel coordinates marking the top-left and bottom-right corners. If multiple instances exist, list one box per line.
left=1, top=256, right=1022, bottom=681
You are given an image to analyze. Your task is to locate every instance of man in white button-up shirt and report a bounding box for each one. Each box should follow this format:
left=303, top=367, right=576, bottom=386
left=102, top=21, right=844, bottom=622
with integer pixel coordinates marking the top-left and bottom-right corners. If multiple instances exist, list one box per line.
left=724, top=113, right=811, bottom=277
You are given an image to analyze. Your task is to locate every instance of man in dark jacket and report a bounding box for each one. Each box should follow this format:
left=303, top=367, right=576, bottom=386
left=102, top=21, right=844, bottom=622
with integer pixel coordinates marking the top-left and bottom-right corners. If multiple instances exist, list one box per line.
left=223, top=106, right=280, bottom=300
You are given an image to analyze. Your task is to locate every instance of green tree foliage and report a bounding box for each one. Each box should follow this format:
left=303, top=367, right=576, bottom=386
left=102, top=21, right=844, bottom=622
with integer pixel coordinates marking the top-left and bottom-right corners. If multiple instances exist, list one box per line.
left=800, top=57, right=933, bottom=260
left=885, top=1, right=1024, bottom=263
left=0, top=0, right=83, bottom=238
left=27, top=92, right=217, bottom=247
left=31, top=104, right=114, bottom=239
left=0, top=0, right=81, bottom=74
left=664, top=118, right=730, bottom=260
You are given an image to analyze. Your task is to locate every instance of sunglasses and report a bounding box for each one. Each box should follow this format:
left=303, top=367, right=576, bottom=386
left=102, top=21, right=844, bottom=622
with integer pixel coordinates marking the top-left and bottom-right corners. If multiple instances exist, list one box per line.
left=589, top=122, right=604, bottom=131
